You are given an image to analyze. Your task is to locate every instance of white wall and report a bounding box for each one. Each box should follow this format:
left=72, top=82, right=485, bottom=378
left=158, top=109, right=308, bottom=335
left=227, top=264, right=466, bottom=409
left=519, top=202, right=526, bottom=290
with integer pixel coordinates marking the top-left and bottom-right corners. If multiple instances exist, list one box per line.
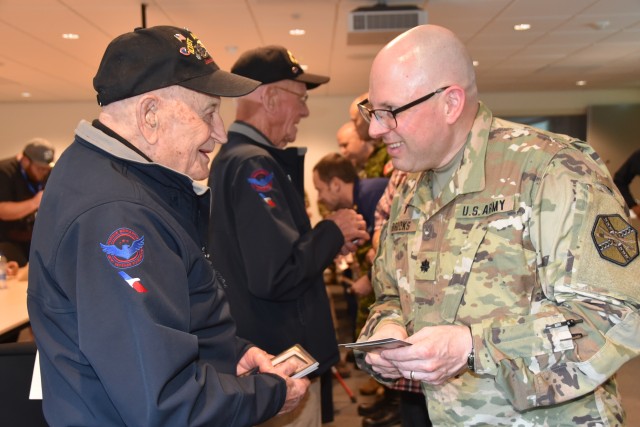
left=2, top=88, right=640, bottom=223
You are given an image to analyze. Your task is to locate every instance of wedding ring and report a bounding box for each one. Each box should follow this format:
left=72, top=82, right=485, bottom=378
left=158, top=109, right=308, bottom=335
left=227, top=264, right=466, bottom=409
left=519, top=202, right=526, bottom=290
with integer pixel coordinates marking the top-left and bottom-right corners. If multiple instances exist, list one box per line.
left=410, top=370, right=415, bottom=381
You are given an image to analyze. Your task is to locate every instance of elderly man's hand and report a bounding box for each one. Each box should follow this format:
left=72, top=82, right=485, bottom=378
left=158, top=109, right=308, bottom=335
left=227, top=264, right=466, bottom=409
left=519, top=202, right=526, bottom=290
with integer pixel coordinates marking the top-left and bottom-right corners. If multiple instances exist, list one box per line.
left=277, top=377, right=309, bottom=414
left=327, top=209, right=369, bottom=254
left=236, top=346, right=310, bottom=415
left=272, top=359, right=310, bottom=415
left=236, top=346, right=274, bottom=377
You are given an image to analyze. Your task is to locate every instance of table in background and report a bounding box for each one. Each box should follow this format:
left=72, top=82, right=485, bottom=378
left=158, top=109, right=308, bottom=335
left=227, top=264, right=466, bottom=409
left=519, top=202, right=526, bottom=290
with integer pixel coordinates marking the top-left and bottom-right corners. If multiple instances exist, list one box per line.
left=0, top=279, right=29, bottom=341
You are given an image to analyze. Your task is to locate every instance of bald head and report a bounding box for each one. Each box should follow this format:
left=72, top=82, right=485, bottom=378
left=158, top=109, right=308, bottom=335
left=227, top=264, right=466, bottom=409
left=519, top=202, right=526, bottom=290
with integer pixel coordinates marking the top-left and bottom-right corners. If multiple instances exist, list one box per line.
left=336, top=121, right=372, bottom=169
left=366, top=25, right=480, bottom=173
left=371, top=25, right=477, bottom=106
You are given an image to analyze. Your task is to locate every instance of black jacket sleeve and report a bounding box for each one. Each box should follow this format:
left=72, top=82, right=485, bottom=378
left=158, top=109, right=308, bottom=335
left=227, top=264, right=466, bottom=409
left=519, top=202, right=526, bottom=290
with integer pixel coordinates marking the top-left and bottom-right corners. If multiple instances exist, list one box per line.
left=30, top=201, right=286, bottom=427
left=231, top=155, right=344, bottom=301
left=613, top=149, right=640, bottom=209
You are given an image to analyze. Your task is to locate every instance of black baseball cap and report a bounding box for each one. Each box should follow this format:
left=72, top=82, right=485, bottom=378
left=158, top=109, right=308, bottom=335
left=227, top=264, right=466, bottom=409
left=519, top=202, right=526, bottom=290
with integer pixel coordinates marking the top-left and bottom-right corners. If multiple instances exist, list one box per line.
left=23, top=138, right=55, bottom=167
left=231, top=45, right=329, bottom=90
left=93, top=26, right=261, bottom=106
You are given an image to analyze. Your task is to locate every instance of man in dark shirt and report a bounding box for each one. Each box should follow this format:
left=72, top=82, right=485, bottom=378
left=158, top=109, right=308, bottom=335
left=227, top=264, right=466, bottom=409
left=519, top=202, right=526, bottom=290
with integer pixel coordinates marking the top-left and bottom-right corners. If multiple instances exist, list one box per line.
left=313, top=152, right=388, bottom=239
left=0, top=139, right=54, bottom=265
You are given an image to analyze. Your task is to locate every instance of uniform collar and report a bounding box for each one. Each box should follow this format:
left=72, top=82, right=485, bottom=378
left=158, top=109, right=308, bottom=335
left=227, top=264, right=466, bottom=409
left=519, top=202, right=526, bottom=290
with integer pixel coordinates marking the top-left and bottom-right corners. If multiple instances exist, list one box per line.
left=453, top=101, right=492, bottom=196
left=405, top=102, right=492, bottom=214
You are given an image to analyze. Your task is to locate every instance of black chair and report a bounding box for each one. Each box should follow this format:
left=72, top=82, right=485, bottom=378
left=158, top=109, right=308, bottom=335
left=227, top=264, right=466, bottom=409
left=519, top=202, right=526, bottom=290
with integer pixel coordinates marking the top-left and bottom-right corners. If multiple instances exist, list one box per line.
left=0, top=341, right=48, bottom=426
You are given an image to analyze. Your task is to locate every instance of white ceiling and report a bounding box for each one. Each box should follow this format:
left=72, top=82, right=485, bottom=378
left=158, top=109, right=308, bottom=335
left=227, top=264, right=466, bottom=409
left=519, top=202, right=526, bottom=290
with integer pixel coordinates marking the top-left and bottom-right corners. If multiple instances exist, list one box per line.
left=0, top=0, right=639, bottom=103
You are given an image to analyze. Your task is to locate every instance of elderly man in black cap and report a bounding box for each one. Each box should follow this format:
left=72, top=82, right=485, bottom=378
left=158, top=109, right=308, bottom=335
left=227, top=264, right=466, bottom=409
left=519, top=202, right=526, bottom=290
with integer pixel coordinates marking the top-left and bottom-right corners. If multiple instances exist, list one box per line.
left=0, top=138, right=55, bottom=266
left=208, top=46, right=369, bottom=427
left=27, top=26, right=309, bottom=427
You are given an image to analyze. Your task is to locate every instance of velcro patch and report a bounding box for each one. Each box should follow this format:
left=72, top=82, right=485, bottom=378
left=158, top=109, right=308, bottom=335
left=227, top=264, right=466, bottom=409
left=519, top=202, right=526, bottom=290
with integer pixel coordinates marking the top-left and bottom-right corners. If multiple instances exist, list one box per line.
left=456, top=196, right=515, bottom=219
left=390, top=219, right=417, bottom=234
left=591, top=214, right=639, bottom=266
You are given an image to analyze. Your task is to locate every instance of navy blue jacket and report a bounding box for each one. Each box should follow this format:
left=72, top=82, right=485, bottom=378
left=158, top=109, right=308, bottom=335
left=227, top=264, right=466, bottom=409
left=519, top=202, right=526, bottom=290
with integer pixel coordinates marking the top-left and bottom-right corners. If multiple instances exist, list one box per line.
left=208, top=122, right=341, bottom=376
left=27, top=121, right=285, bottom=427
left=354, top=177, right=389, bottom=235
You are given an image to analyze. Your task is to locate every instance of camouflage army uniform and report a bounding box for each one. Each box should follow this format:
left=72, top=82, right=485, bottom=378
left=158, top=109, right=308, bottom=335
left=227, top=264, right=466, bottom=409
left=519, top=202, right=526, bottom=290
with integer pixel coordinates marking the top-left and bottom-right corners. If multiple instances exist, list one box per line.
left=357, top=102, right=640, bottom=426
left=355, top=140, right=394, bottom=335
left=360, top=140, right=394, bottom=179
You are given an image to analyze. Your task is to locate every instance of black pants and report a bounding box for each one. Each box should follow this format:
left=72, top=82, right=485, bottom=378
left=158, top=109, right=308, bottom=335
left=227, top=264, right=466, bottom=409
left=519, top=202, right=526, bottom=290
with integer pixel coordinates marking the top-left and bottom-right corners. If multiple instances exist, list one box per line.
left=321, top=370, right=334, bottom=423
left=399, top=390, right=431, bottom=427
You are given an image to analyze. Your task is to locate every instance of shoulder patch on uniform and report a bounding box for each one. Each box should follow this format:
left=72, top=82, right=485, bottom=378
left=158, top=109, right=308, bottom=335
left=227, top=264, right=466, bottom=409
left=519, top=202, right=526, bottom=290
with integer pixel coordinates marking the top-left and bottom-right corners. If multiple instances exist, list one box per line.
left=100, top=228, right=145, bottom=269
left=591, top=214, right=638, bottom=266
left=247, top=168, right=277, bottom=207
left=247, top=169, right=274, bottom=192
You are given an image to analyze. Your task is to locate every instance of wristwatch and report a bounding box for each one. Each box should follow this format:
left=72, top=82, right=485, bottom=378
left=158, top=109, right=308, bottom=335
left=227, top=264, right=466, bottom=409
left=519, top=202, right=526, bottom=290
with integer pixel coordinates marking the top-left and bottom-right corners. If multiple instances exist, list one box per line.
left=467, top=350, right=475, bottom=372
left=467, top=327, right=475, bottom=372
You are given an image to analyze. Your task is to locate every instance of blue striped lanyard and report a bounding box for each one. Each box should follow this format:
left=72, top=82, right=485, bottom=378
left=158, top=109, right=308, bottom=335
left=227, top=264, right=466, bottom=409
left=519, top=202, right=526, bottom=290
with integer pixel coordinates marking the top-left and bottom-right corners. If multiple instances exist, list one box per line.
left=19, top=163, right=43, bottom=195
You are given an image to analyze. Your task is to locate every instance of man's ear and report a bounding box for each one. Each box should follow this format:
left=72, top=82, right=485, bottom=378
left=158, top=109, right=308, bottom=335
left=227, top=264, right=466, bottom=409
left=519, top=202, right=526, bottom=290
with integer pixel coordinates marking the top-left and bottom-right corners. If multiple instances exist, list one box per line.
left=330, top=176, right=342, bottom=192
left=19, top=155, right=31, bottom=169
left=261, top=86, right=279, bottom=113
left=137, top=95, right=159, bottom=144
left=443, top=86, right=466, bottom=125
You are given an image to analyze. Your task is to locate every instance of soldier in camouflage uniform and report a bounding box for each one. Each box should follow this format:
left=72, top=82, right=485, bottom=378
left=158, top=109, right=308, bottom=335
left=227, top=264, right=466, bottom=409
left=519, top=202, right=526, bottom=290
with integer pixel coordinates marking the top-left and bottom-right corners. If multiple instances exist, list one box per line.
left=355, top=24, right=640, bottom=426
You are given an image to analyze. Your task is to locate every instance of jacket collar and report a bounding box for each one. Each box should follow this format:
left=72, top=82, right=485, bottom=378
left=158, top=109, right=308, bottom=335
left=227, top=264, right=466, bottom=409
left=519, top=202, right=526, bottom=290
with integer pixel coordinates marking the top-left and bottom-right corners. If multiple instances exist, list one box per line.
left=229, top=121, right=307, bottom=157
left=75, top=120, right=209, bottom=196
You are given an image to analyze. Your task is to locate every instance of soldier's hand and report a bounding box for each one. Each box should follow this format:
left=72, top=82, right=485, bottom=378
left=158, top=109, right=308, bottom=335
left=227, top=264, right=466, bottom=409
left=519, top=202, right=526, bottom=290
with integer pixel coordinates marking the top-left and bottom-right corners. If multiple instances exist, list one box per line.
left=379, top=324, right=471, bottom=385
left=364, top=324, right=407, bottom=379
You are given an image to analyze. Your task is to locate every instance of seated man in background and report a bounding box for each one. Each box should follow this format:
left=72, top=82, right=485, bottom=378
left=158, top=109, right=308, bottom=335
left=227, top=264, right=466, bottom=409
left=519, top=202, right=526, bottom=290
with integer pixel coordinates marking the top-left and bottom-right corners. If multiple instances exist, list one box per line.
left=0, top=139, right=55, bottom=266
left=27, top=25, right=308, bottom=427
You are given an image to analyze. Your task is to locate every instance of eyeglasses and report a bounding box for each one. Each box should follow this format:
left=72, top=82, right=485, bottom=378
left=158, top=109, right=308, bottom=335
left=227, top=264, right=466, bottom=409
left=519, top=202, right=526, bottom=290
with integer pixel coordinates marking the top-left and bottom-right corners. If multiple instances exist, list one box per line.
left=274, top=86, right=309, bottom=104
left=357, top=86, right=450, bottom=130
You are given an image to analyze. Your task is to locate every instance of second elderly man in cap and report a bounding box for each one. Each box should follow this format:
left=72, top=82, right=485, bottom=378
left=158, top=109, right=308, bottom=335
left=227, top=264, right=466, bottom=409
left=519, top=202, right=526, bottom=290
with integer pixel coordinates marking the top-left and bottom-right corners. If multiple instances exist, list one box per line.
left=208, top=46, right=369, bottom=426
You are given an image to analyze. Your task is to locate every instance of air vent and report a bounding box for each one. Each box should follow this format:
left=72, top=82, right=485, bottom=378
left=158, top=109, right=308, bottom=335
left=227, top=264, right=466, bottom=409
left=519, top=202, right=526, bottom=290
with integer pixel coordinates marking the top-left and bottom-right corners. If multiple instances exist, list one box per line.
left=347, top=4, right=427, bottom=45
left=348, top=5, right=426, bottom=32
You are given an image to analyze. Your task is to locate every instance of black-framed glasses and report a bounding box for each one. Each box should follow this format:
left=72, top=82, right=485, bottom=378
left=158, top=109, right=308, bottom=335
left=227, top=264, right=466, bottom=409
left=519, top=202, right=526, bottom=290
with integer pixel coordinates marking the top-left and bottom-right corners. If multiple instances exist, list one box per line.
left=274, top=86, right=309, bottom=104
left=357, top=86, right=450, bottom=130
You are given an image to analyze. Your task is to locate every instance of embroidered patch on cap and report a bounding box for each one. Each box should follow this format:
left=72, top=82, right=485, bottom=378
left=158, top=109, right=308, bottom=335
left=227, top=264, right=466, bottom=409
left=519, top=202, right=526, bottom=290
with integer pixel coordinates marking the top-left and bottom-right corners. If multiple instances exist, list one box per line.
left=176, top=31, right=213, bottom=63
left=591, top=214, right=638, bottom=266
left=100, top=228, right=145, bottom=269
